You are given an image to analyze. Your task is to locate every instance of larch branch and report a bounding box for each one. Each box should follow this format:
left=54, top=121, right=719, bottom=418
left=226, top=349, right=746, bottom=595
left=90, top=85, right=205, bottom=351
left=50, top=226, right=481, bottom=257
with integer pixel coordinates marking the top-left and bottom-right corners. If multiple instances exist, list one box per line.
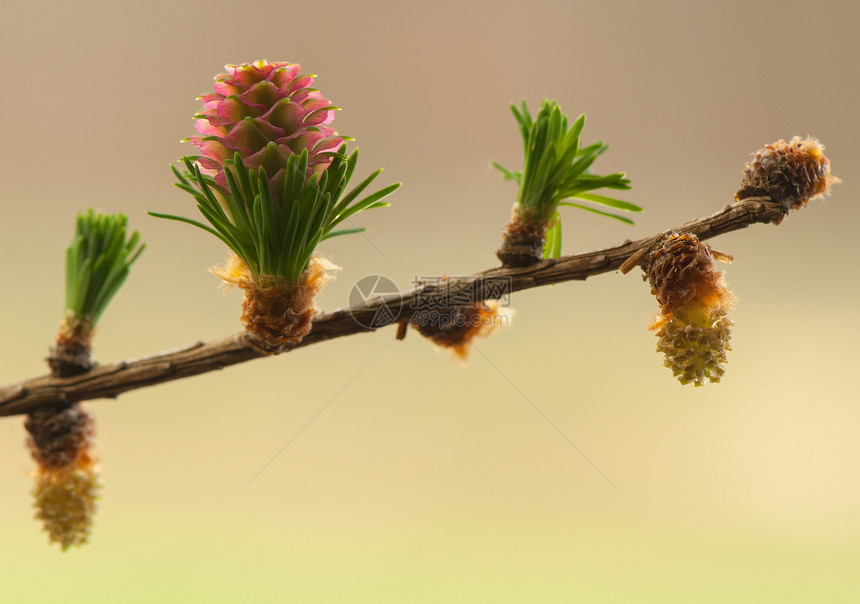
left=0, top=195, right=786, bottom=417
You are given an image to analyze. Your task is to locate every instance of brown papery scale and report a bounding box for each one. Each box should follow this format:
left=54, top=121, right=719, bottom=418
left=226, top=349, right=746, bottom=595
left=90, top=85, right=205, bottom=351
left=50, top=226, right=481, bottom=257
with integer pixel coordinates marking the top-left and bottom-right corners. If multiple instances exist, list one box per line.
left=643, top=232, right=729, bottom=315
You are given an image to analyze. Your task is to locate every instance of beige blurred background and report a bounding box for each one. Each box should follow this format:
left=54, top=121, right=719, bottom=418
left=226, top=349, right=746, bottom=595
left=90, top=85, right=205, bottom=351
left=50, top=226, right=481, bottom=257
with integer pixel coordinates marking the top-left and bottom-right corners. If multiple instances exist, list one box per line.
left=2, top=0, right=859, bottom=601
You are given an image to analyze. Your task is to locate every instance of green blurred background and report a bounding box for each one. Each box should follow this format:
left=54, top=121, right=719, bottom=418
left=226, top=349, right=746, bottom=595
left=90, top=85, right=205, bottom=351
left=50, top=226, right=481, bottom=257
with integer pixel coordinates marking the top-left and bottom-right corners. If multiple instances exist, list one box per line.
left=2, top=0, right=859, bottom=601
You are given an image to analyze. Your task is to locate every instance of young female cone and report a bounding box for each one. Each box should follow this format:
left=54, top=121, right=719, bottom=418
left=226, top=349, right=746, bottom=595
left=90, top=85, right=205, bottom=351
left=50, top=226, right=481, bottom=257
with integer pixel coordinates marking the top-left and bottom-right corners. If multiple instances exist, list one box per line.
left=153, top=61, right=398, bottom=352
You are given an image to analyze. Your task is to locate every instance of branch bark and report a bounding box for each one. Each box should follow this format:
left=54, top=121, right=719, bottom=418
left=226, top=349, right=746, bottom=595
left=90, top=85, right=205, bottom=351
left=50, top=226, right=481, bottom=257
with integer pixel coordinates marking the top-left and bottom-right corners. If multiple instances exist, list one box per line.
left=0, top=196, right=786, bottom=417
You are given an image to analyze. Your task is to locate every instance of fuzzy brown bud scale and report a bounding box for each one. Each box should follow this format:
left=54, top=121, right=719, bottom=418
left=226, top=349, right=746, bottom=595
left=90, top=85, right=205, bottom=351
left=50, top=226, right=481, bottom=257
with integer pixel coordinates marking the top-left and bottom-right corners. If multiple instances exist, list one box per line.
left=212, top=255, right=336, bottom=354
left=48, top=314, right=94, bottom=377
left=497, top=211, right=549, bottom=268
left=26, top=405, right=94, bottom=470
left=241, top=277, right=317, bottom=353
left=411, top=300, right=511, bottom=361
left=643, top=232, right=733, bottom=387
left=736, top=137, right=837, bottom=224
left=643, top=233, right=729, bottom=316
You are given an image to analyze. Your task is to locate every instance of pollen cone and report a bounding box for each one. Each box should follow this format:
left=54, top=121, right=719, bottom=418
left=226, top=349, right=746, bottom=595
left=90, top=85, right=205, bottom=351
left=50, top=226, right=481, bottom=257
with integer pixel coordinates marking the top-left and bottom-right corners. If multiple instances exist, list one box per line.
left=643, top=232, right=733, bottom=387
left=26, top=404, right=99, bottom=550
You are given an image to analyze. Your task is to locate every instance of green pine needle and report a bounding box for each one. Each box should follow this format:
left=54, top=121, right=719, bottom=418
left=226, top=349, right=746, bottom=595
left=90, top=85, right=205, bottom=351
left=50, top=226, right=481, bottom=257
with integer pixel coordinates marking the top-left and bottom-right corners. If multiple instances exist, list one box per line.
left=494, top=100, right=642, bottom=259
left=151, top=145, right=399, bottom=285
left=542, top=211, right=563, bottom=259
left=65, top=209, right=145, bottom=325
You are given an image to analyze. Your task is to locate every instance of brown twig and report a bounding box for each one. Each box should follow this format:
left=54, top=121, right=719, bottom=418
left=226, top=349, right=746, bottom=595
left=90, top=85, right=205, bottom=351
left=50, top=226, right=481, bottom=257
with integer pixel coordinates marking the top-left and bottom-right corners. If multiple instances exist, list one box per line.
left=0, top=195, right=787, bottom=417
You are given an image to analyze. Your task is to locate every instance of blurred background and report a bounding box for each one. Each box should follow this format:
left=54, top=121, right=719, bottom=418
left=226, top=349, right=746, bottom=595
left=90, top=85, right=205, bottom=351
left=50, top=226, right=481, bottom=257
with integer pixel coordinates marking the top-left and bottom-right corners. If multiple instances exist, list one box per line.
left=1, top=0, right=858, bottom=601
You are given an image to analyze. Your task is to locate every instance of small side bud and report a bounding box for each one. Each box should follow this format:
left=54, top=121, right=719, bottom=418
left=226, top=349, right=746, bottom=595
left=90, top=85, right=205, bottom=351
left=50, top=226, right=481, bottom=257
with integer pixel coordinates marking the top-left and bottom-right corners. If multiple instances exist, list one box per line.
left=736, top=137, right=838, bottom=224
left=410, top=300, right=512, bottom=361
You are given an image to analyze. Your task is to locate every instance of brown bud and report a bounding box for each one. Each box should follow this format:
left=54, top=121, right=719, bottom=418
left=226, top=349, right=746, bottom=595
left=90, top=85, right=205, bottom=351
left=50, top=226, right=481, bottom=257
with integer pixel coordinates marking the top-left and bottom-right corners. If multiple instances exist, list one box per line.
left=736, top=137, right=837, bottom=223
left=411, top=300, right=511, bottom=361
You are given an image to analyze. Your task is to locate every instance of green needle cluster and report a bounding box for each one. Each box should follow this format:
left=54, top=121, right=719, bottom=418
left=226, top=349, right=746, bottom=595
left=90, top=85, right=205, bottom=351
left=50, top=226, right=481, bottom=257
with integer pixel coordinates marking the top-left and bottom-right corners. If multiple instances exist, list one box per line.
left=151, top=146, right=399, bottom=285
left=65, top=209, right=145, bottom=327
left=493, top=99, right=640, bottom=258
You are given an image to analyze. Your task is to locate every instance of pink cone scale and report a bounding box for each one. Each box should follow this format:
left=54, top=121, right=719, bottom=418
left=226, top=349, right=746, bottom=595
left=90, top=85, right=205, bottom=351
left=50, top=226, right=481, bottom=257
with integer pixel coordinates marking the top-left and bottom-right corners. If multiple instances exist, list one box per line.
left=189, top=61, right=344, bottom=201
